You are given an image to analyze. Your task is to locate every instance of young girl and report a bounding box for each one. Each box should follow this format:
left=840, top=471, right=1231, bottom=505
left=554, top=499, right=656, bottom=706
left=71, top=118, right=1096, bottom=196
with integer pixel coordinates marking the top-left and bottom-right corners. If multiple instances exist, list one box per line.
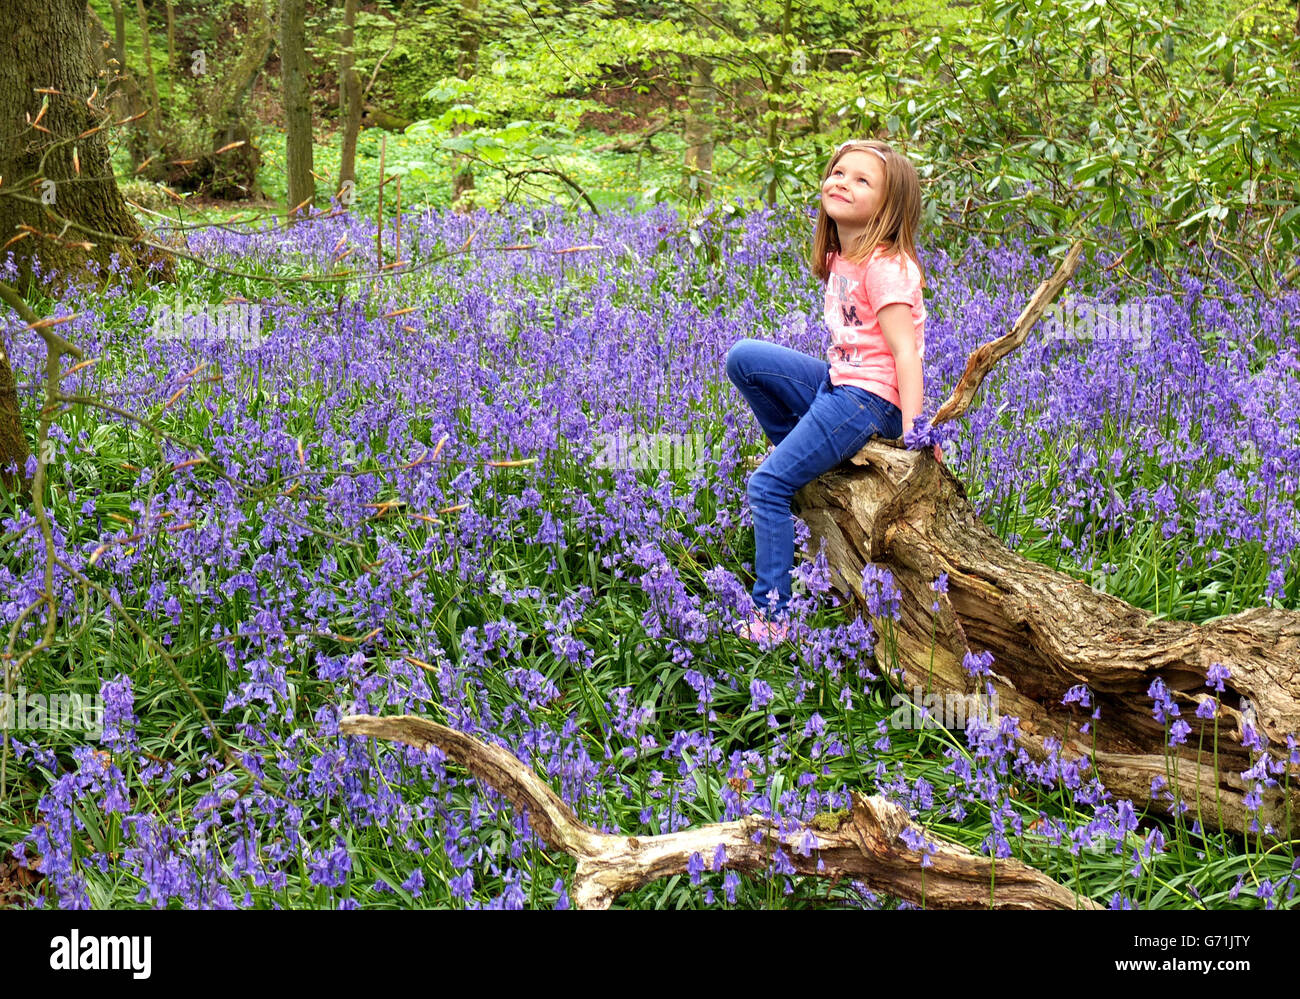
left=725, top=138, right=938, bottom=644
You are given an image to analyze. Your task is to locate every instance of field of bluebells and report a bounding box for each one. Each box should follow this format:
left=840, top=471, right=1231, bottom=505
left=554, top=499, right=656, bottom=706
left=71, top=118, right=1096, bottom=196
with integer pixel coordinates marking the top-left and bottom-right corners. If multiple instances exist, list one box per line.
left=1, top=197, right=1297, bottom=909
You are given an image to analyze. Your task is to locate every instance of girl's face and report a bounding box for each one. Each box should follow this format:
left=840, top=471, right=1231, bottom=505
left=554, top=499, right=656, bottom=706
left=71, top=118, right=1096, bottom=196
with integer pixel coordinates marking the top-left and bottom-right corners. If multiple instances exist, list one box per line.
left=821, top=149, right=885, bottom=235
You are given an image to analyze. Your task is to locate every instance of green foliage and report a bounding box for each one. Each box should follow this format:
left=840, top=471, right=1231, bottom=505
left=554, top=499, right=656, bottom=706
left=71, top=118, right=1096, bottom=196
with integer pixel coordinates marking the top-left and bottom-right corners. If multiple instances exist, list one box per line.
left=306, top=1, right=466, bottom=119
left=890, top=0, right=1300, bottom=282
left=78, top=0, right=1300, bottom=293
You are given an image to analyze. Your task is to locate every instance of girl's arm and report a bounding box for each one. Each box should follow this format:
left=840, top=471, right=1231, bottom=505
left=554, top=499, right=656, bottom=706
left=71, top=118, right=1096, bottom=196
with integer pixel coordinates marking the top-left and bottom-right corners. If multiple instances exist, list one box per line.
left=877, top=303, right=923, bottom=435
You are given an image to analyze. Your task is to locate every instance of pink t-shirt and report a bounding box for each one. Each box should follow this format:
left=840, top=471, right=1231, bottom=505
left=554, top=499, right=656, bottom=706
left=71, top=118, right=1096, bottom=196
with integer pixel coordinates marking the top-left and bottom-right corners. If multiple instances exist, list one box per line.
left=823, top=246, right=926, bottom=411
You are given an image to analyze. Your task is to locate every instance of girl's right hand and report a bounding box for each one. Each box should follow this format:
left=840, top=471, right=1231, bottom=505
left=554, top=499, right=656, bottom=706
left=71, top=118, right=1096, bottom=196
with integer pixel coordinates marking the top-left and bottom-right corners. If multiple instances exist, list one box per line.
left=933, top=443, right=943, bottom=464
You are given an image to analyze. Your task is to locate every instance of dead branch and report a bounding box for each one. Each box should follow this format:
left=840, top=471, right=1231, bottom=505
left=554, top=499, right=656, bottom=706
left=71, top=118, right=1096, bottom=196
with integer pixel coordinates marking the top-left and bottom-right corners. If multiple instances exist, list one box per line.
left=339, top=713, right=1100, bottom=910
left=932, top=240, right=1085, bottom=428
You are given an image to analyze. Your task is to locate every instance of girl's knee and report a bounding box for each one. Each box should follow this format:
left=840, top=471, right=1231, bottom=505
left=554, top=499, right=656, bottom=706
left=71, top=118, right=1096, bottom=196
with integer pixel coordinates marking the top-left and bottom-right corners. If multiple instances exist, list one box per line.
left=747, top=466, right=787, bottom=503
left=725, top=338, right=756, bottom=382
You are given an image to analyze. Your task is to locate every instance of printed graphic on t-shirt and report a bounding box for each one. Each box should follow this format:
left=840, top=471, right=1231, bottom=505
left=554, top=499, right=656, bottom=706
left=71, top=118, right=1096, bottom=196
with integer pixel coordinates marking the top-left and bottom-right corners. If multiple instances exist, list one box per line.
left=831, top=271, right=862, bottom=329
left=828, top=269, right=863, bottom=362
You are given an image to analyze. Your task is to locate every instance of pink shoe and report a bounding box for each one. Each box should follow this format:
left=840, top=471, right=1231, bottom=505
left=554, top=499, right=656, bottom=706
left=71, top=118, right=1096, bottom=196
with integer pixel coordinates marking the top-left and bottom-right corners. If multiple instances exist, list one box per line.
left=734, top=613, right=790, bottom=645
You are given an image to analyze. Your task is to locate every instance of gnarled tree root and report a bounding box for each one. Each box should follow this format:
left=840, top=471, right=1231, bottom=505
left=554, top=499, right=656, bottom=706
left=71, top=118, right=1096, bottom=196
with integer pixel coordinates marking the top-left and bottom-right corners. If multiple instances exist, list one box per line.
left=339, top=713, right=1099, bottom=909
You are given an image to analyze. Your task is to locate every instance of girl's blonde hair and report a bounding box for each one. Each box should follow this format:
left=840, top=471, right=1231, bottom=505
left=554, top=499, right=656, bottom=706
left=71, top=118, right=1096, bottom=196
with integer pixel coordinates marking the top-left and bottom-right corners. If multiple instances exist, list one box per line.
left=811, top=139, right=926, bottom=292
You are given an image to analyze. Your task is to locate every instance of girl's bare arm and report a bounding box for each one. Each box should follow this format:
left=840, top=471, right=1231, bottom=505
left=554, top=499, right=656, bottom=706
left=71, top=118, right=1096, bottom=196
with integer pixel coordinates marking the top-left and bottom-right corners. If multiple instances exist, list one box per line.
left=877, top=303, right=923, bottom=435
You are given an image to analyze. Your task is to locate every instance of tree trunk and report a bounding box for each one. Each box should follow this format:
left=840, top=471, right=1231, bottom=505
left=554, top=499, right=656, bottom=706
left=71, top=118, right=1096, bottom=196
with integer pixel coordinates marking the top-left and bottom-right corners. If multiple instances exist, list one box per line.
left=280, top=0, right=315, bottom=219
left=0, top=331, right=27, bottom=494
left=763, top=0, right=794, bottom=206
left=793, top=444, right=1300, bottom=840
left=164, top=1, right=178, bottom=107
left=0, top=0, right=174, bottom=491
left=202, top=0, right=274, bottom=199
left=107, top=0, right=128, bottom=85
left=134, top=0, right=162, bottom=151
left=450, top=0, right=480, bottom=209
left=680, top=0, right=717, bottom=203
left=92, top=0, right=149, bottom=171
left=682, top=55, right=715, bottom=203
left=337, top=0, right=363, bottom=201
left=0, top=0, right=173, bottom=296
left=790, top=244, right=1300, bottom=839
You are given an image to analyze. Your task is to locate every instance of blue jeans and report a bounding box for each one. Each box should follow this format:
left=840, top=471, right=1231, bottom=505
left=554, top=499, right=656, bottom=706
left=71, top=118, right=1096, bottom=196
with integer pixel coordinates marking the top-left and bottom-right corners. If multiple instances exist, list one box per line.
left=725, top=338, right=903, bottom=618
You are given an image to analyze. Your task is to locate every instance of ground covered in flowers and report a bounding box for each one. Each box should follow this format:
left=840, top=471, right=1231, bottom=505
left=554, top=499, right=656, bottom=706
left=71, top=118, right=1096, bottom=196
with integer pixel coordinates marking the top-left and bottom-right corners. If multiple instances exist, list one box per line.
left=1, top=199, right=1297, bottom=908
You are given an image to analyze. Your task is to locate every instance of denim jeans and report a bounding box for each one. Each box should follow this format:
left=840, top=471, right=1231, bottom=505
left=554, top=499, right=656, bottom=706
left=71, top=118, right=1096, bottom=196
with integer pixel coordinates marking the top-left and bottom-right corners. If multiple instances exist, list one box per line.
left=725, top=337, right=903, bottom=618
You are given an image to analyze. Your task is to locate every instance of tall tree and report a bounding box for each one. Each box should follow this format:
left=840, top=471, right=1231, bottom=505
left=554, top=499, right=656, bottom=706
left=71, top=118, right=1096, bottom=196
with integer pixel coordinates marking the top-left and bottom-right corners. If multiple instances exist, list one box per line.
left=451, top=0, right=481, bottom=207
left=763, top=0, right=795, bottom=205
left=0, top=0, right=173, bottom=490
left=281, top=0, right=315, bottom=218
left=206, top=0, right=274, bottom=199
left=0, top=0, right=171, bottom=294
left=681, top=3, right=718, bottom=203
left=133, top=0, right=163, bottom=153
left=90, top=1, right=149, bottom=170
left=164, top=0, right=178, bottom=106
left=337, top=0, right=363, bottom=201
left=107, top=0, right=128, bottom=85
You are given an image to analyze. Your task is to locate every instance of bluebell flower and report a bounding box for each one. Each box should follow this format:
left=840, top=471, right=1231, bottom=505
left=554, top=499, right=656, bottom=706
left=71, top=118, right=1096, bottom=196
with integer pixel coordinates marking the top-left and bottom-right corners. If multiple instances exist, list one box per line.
left=723, top=870, right=740, bottom=904
left=1206, top=662, right=1230, bottom=692
left=401, top=869, right=425, bottom=898
left=1062, top=684, right=1092, bottom=708
left=687, top=851, right=704, bottom=885
left=903, top=415, right=956, bottom=450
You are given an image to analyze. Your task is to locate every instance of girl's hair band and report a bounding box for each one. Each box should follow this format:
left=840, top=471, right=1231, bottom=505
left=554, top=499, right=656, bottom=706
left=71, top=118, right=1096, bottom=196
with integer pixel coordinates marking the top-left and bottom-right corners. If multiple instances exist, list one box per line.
left=837, top=141, right=887, bottom=164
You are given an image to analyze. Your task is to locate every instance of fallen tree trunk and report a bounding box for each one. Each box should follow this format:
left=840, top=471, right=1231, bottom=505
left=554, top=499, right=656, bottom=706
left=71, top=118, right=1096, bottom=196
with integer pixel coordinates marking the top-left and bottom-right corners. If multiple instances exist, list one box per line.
left=339, top=714, right=1099, bottom=909
left=792, top=241, right=1300, bottom=839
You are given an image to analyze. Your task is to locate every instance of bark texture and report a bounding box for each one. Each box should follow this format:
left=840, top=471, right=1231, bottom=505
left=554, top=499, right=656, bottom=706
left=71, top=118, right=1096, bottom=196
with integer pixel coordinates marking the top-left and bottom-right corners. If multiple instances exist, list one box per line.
left=337, top=0, right=363, bottom=197
left=793, top=442, right=1300, bottom=839
left=339, top=714, right=1100, bottom=910
left=0, top=327, right=26, bottom=493
left=280, top=0, right=315, bottom=219
left=0, top=0, right=171, bottom=294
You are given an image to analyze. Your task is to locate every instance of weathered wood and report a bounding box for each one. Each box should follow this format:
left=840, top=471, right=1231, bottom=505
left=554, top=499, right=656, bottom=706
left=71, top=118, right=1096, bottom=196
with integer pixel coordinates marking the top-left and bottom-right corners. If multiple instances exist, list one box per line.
left=339, top=714, right=1098, bottom=909
left=790, top=240, right=1300, bottom=838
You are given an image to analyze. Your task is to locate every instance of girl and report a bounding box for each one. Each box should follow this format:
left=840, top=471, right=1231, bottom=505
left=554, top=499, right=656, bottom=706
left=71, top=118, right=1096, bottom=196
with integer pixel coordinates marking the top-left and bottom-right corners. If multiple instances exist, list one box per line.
left=725, top=138, right=938, bottom=644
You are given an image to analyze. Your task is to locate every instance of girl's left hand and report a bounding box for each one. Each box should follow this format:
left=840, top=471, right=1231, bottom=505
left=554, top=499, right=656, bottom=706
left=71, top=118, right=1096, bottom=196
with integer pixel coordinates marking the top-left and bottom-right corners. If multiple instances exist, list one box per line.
left=933, top=443, right=943, bottom=464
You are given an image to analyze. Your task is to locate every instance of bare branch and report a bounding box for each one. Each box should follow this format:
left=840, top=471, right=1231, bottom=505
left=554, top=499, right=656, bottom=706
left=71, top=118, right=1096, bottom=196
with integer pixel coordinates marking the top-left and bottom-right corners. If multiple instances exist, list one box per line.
left=932, top=239, right=1085, bottom=428
left=339, top=713, right=1100, bottom=910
